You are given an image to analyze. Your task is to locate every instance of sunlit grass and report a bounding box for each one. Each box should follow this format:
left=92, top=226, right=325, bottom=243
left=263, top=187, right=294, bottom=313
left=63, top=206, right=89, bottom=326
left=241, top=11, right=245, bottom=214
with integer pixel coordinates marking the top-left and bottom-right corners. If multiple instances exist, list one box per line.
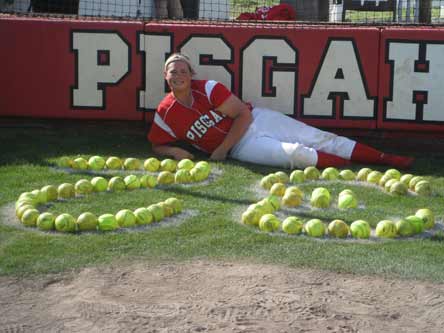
left=0, top=120, right=443, bottom=282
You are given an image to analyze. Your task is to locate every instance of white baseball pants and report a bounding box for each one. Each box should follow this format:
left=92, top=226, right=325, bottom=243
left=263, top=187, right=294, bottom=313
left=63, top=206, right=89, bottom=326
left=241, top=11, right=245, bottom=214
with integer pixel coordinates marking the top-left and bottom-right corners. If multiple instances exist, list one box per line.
left=230, top=108, right=356, bottom=169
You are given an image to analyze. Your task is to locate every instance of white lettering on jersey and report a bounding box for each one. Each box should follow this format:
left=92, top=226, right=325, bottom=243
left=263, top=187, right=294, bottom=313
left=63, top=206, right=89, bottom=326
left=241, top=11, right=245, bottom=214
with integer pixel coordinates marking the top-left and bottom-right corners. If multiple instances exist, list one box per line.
left=210, top=110, right=224, bottom=123
left=195, top=120, right=207, bottom=134
left=189, top=125, right=203, bottom=139
left=200, top=115, right=215, bottom=127
left=186, top=131, right=195, bottom=140
left=185, top=112, right=224, bottom=141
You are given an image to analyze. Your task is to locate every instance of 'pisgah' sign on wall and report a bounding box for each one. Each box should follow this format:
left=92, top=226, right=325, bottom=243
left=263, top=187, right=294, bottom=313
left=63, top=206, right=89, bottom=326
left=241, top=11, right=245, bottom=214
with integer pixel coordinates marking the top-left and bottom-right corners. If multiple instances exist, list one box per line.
left=1, top=17, right=443, bottom=132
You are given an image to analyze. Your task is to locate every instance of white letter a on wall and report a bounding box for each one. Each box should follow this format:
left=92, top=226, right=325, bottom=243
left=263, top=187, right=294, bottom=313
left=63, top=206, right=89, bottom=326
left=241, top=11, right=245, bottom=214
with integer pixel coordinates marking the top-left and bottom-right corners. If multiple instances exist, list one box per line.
left=302, top=39, right=375, bottom=119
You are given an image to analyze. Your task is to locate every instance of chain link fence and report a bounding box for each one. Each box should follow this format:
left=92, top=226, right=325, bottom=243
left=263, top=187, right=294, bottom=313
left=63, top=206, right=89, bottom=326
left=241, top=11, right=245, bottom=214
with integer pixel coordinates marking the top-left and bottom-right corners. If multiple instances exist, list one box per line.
left=1, top=0, right=443, bottom=24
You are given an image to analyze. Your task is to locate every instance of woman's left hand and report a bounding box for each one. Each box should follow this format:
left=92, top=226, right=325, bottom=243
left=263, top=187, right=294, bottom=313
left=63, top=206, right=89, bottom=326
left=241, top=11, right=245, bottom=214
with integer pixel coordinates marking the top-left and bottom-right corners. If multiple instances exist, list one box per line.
left=209, top=146, right=228, bottom=161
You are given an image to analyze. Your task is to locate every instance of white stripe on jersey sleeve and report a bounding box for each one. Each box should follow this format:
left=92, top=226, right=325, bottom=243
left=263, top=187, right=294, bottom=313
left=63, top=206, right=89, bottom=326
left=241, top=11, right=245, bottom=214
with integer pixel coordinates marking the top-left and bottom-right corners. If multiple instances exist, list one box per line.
left=154, top=113, right=177, bottom=139
left=205, top=80, right=218, bottom=104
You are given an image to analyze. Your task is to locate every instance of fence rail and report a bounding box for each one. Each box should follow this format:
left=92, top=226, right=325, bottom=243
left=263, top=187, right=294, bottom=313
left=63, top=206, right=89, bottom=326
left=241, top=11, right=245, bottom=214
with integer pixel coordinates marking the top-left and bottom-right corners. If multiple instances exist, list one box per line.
left=1, top=0, right=444, bottom=24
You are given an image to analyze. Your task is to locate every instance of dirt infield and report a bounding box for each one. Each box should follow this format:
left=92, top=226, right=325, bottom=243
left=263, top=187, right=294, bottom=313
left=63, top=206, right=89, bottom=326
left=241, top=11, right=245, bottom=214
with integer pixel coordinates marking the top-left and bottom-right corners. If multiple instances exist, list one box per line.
left=1, top=260, right=444, bottom=332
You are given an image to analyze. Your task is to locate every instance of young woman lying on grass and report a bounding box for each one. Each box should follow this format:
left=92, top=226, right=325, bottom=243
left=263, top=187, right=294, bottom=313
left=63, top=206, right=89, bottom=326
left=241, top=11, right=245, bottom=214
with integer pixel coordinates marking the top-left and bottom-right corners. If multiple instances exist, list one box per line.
left=148, top=53, right=414, bottom=170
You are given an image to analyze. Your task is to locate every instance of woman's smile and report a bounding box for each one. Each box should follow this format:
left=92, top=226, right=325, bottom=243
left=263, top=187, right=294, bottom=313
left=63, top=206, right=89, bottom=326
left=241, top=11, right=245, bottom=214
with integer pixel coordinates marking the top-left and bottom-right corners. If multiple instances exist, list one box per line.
left=164, top=61, right=192, bottom=92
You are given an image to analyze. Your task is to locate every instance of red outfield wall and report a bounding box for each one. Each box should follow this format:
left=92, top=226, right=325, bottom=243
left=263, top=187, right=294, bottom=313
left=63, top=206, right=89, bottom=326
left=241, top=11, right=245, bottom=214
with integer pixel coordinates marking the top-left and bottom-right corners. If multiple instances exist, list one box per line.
left=0, top=17, right=143, bottom=120
left=1, top=16, right=444, bottom=133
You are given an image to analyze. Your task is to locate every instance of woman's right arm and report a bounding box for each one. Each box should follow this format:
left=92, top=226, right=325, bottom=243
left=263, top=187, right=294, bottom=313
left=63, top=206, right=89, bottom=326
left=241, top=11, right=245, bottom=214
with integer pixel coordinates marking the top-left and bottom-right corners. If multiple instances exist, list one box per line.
left=152, top=144, right=194, bottom=160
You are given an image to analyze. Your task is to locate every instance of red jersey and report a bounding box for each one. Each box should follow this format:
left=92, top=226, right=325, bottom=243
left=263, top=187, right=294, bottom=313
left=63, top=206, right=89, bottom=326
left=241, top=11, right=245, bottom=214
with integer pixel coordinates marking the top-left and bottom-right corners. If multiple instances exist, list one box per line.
left=148, top=80, right=235, bottom=153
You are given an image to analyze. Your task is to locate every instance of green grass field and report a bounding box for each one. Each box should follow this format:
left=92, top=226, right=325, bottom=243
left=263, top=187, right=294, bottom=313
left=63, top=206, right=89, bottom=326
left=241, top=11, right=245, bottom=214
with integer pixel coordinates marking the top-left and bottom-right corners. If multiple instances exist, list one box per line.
left=1, top=120, right=444, bottom=282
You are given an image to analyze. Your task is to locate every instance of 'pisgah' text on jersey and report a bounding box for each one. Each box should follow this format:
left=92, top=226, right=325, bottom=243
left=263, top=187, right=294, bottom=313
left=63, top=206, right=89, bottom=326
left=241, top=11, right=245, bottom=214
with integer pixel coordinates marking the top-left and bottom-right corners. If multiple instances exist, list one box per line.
left=186, top=111, right=225, bottom=140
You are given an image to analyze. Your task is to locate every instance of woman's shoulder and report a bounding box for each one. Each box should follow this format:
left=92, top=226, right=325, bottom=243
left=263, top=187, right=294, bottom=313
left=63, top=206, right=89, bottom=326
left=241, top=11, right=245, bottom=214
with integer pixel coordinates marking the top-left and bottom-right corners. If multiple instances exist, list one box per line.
left=191, top=79, right=207, bottom=90
left=157, top=93, right=176, bottom=112
left=191, top=80, right=227, bottom=96
left=191, top=79, right=221, bottom=87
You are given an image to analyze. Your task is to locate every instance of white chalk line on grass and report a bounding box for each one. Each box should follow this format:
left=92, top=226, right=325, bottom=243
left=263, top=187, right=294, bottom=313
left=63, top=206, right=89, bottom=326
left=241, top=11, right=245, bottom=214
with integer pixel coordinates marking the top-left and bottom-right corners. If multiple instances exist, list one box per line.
left=233, top=203, right=444, bottom=243
left=0, top=202, right=199, bottom=236
left=254, top=179, right=426, bottom=200
left=50, top=166, right=223, bottom=188
left=2, top=165, right=222, bottom=235
left=235, top=180, right=444, bottom=243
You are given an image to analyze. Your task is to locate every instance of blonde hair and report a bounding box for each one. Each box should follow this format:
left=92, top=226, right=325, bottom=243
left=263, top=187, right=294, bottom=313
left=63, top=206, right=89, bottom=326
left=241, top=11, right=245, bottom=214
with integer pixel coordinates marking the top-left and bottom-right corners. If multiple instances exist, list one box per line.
left=164, top=53, right=195, bottom=75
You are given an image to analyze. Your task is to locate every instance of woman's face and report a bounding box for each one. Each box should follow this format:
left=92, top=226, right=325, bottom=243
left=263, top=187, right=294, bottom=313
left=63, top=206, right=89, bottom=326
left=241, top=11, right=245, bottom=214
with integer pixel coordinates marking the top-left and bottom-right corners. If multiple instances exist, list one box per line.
left=164, top=60, right=192, bottom=93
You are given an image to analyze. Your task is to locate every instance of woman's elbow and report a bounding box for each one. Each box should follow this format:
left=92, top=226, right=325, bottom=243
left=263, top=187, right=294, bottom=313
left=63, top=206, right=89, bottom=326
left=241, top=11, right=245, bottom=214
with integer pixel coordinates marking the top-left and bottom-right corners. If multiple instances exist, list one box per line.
left=244, top=108, right=253, bottom=125
left=151, top=144, right=163, bottom=154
